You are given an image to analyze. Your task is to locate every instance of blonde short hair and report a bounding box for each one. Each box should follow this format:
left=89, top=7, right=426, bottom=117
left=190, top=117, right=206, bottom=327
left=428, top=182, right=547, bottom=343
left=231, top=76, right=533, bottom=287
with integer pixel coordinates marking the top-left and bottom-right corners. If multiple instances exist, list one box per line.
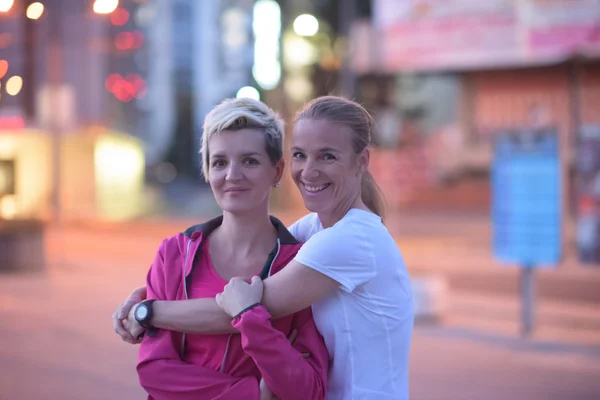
left=201, top=98, right=285, bottom=180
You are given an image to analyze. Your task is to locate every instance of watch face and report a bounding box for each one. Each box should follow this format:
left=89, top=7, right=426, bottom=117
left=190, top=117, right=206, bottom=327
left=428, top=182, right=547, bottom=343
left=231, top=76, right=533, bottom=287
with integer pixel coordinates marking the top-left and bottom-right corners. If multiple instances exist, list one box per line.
left=136, top=305, right=148, bottom=320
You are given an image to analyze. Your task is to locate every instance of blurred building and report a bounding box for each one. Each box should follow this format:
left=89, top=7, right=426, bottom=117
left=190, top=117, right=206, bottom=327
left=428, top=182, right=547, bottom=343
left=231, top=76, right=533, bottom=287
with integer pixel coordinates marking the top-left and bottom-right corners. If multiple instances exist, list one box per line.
left=0, top=0, right=152, bottom=130
left=350, top=0, right=600, bottom=207
left=349, top=0, right=600, bottom=263
left=0, top=0, right=152, bottom=221
left=141, top=0, right=257, bottom=180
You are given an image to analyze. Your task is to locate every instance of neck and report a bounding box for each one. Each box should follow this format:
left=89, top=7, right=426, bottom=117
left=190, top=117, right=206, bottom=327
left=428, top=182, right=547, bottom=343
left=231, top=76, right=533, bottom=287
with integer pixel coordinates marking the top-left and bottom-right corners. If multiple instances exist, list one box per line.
left=212, top=207, right=277, bottom=256
left=318, top=192, right=369, bottom=228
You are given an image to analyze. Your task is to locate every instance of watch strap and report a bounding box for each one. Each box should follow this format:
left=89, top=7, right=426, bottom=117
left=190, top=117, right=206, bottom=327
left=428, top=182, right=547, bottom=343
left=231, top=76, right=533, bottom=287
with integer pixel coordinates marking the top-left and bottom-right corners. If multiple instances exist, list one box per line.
left=136, top=299, right=156, bottom=329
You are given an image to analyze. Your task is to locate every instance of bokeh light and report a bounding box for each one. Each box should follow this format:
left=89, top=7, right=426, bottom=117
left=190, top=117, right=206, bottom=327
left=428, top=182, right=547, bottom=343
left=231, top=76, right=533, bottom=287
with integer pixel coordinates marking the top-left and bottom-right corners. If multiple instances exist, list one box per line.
left=0, top=60, right=8, bottom=79
left=293, top=14, right=319, bottom=37
left=236, top=86, right=260, bottom=101
left=5, top=75, right=23, bottom=96
left=93, top=0, right=119, bottom=15
left=115, top=31, right=134, bottom=51
left=110, top=7, right=129, bottom=26
left=26, top=2, right=44, bottom=20
left=0, top=0, right=14, bottom=13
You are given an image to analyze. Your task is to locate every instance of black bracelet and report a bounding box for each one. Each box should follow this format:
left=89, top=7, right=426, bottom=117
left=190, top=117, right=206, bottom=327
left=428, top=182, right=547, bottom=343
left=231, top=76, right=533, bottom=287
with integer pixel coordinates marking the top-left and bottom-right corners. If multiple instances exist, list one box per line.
left=233, top=303, right=262, bottom=320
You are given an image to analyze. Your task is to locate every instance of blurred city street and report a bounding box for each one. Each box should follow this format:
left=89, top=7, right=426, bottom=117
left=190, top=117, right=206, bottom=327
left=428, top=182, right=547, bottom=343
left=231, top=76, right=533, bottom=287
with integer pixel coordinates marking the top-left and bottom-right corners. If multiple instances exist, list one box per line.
left=3, top=0, right=600, bottom=399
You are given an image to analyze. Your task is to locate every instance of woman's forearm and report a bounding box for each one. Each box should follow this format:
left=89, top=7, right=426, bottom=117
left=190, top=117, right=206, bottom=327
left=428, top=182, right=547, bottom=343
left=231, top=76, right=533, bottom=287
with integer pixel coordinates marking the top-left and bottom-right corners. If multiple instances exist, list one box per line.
left=151, top=298, right=237, bottom=334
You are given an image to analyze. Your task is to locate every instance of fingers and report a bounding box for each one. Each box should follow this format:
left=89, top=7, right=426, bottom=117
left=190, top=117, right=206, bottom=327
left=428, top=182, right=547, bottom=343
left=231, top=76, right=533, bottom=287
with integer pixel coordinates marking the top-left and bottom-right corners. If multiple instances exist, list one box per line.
left=122, top=317, right=144, bottom=344
left=117, top=287, right=147, bottom=319
left=113, top=311, right=136, bottom=344
left=250, top=275, right=262, bottom=284
left=133, top=286, right=147, bottom=299
left=117, top=299, right=135, bottom=319
left=215, top=292, right=222, bottom=305
left=130, top=325, right=145, bottom=341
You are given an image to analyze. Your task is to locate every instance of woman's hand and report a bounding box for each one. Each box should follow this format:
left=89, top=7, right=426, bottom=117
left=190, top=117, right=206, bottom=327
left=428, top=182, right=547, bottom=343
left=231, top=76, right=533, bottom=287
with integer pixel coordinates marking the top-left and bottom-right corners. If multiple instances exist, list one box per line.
left=216, top=276, right=264, bottom=317
left=113, top=287, right=147, bottom=343
left=122, top=303, right=145, bottom=341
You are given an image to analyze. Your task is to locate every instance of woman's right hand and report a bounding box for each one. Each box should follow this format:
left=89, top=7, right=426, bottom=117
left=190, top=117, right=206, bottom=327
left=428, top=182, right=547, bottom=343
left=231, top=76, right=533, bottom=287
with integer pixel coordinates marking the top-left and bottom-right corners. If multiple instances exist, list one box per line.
left=113, top=286, right=147, bottom=344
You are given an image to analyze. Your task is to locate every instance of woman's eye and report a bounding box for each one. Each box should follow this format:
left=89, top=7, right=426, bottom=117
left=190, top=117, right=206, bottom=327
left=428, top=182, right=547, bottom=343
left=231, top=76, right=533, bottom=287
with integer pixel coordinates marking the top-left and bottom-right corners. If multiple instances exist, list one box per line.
left=244, top=158, right=259, bottom=165
left=323, top=153, right=336, bottom=161
left=212, top=160, right=226, bottom=168
left=292, top=152, right=306, bottom=159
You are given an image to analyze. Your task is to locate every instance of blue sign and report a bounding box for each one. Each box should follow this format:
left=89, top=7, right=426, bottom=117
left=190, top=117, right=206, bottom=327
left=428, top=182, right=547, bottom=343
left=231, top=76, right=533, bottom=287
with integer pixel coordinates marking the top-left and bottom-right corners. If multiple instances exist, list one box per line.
left=492, top=130, right=562, bottom=267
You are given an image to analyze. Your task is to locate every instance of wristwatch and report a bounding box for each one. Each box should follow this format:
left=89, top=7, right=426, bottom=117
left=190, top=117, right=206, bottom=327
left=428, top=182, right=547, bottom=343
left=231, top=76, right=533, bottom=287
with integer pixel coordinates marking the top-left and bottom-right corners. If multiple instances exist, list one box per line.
left=134, top=299, right=156, bottom=329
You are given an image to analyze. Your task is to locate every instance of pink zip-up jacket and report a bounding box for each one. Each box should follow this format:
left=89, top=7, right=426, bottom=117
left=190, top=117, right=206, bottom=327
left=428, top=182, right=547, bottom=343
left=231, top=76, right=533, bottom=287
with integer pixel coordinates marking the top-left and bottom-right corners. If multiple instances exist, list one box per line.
left=136, top=215, right=329, bottom=400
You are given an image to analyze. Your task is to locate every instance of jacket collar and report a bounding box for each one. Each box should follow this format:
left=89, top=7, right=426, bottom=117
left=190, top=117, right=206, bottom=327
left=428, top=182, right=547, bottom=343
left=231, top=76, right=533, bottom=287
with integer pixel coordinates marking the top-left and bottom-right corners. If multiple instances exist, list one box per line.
left=182, top=215, right=299, bottom=245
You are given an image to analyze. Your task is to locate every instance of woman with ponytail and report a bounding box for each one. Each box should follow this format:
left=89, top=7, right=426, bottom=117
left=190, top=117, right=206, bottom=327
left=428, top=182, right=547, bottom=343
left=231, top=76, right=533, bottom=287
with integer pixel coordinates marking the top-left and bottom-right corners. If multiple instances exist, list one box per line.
left=115, top=96, right=414, bottom=400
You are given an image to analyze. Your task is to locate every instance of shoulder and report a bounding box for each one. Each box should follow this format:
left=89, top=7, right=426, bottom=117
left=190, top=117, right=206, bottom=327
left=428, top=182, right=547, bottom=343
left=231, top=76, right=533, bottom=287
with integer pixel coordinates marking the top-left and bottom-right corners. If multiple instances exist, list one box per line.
left=313, top=209, right=381, bottom=243
left=294, top=212, right=320, bottom=226
left=287, top=213, right=321, bottom=242
left=297, top=210, right=389, bottom=262
left=151, top=232, right=191, bottom=271
left=161, top=232, right=189, bottom=252
left=294, top=211, right=383, bottom=292
left=303, top=225, right=371, bottom=259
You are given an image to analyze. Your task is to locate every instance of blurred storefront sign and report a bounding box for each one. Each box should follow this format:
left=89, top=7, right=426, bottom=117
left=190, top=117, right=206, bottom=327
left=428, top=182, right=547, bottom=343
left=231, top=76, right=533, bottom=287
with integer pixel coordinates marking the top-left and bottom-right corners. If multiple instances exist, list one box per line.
left=521, top=0, right=600, bottom=60
left=576, top=125, right=600, bottom=266
left=371, top=0, right=600, bottom=72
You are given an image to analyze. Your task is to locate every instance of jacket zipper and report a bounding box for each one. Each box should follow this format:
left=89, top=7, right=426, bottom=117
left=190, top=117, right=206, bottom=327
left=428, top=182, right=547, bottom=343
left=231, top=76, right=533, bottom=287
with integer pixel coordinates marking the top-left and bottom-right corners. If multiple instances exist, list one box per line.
left=268, top=239, right=281, bottom=278
left=180, top=238, right=193, bottom=357
left=219, top=239, right=281, bottom=372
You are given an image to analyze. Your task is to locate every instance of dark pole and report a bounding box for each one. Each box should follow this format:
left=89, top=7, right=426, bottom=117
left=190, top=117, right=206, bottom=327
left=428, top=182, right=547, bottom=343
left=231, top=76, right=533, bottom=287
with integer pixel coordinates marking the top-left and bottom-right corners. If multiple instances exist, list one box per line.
left=22, top=0, right=37, bottom=120
left=338, top=0, right=357, bottom=98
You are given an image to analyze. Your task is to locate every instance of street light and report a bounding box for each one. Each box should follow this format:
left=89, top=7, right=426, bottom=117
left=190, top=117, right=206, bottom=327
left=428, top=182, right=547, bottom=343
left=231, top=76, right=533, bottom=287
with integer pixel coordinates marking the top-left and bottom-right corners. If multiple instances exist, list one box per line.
left=236, top=86, right=260, bottom=101
left=0, top=0, right=14, bottom=13
left=26, top=2, right=44, bottom=20
left=293, top=14, right=319, bottom=37
left=93, top=0, right=119, bottom=15
left=5, top=75, right=23, bottom=96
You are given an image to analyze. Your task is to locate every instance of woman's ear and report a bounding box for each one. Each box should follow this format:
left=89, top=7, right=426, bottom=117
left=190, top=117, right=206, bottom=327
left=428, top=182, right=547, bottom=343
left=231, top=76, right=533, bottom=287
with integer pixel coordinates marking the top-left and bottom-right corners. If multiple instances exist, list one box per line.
left=274, top=159, right=285, bottom=186
left=357, top=148, right=370, bottom=175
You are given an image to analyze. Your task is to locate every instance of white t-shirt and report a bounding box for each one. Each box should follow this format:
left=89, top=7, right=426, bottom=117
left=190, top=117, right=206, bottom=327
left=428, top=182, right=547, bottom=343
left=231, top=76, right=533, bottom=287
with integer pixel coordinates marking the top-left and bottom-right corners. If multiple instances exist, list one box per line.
left=289, top=209, right=414, bottom=400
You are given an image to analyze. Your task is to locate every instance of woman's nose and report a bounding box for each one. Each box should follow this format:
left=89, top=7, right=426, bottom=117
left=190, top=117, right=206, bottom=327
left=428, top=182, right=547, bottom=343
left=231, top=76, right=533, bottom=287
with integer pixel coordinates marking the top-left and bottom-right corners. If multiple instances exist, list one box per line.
left=226, top=163, right=243, bottom=181
left=300, top=159, right=319, bottom=180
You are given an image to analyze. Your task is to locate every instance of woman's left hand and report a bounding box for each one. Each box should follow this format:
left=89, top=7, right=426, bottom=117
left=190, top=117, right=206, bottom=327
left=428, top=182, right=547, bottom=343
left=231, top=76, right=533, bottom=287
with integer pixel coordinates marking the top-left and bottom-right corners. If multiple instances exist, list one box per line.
left=216, top=276, right=264, bottom=317
left=123, top=303, right=145, bottom=341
